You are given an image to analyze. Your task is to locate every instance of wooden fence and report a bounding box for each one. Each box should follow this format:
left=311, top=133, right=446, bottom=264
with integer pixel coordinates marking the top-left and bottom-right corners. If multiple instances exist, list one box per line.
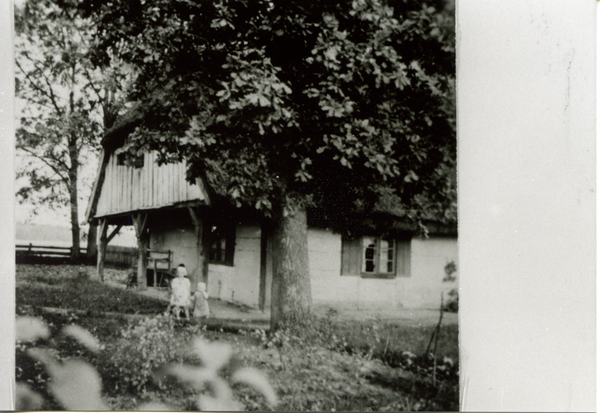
left=16, top=243, right=138, bottom=268
left=15, top=244, right=173, bottom=271
left=16, top=244, right=86, bottom=258
left=104, top=245, right=138, bottom=268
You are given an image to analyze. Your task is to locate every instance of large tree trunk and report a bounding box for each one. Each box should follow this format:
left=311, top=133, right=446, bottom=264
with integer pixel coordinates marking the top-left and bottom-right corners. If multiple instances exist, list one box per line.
left=189, top=207, right=211, bottom=292
left=68, top=142, right=80, bottom=262
left=69, top=189, right=81, bottom=261
left=270, top=198, right=312, bottom=331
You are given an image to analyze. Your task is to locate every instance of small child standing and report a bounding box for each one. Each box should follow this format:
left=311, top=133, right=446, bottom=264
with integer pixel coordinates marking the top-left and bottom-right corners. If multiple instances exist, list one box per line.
left=192, top=282, right=210, bottom=319
left=169, top=264, right=191, bottom=320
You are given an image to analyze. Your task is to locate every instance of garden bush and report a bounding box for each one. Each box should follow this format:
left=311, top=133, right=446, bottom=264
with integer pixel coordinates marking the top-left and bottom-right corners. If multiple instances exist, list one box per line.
left=443, top=261, right=458, bottom=313
left=16, top=315, right=278, bottom=411
left=107, top=316, right=188, bottom=394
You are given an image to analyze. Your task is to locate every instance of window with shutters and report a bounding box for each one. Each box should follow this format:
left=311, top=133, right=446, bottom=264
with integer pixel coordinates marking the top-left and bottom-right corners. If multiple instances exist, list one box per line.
left=341, top=235, right=411, bottom=278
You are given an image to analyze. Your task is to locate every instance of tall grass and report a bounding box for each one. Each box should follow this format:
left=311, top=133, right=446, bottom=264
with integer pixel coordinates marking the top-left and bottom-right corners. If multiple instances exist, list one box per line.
left=332, top=322, right=459, bottom=363
left=16, top=264, right=165, bottom=314
left=16, top=264, right=459, bottom=411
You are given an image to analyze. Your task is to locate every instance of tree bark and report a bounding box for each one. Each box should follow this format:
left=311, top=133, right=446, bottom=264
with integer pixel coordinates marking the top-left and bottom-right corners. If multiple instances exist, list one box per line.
left=68, top=135, right=80, bottom=262
left=270, top=198, right=312, bottom=331
left=189, top=207, right=211, bottom=291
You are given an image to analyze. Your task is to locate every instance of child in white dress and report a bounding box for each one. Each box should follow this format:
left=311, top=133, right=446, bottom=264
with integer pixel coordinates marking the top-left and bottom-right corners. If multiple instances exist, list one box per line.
left=192, top=282, right=210, bottom=319
left=169, top=264, right=191, bottom=320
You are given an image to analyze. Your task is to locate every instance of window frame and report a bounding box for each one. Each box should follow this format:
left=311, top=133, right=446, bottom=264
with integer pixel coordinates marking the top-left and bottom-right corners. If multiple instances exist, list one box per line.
left=116, top=150, right=144, bottom=168
left=209, top=223, right=235, bottom=266
left=341, top=234, right=411, bottom=279
left=360, top=236, right=397, bottom=278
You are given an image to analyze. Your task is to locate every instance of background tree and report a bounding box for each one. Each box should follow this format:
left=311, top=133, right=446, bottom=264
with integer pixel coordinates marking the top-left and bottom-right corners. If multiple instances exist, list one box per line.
left=15, top=0, right=127, bottom=261
left=84, top=0, right=455, bottom=328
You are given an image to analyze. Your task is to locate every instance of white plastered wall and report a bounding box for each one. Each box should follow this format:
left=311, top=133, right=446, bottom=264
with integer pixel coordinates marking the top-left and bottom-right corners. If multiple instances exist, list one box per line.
left=150, top=223, right=458, bottom=310
left=307, top=228, right=458, bottom=310
left=207, top=223, right=262, bottom=307
left=150, top=226, right=198, bottom=285
left=403, top=235, right=458, bottom=309
left=150, top=223, right=262, bottom=307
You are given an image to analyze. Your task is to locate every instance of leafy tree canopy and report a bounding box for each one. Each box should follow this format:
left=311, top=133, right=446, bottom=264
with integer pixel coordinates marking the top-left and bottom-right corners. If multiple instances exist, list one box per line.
left=83, top=0, right=456, bottom=235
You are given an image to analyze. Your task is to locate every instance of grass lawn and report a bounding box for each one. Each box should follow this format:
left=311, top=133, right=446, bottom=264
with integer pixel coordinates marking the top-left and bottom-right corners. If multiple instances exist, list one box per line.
left=15, top=263, right=459, bottom=411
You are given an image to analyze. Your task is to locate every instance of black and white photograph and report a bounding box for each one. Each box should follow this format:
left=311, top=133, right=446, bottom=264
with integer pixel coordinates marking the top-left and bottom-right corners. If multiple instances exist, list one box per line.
left=13, top=0, right=458, bottom=410
left=7, top=0, right=596, bottom=411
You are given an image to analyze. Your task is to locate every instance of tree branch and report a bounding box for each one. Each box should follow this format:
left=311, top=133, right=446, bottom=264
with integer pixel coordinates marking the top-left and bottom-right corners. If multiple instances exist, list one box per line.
left=18, top=55, right=65, bottom=116
left=81, top=63, right=105, bottom=105
left=18, top=146, right=70, bottom=187
left=15, top=59, right=63, bottom=116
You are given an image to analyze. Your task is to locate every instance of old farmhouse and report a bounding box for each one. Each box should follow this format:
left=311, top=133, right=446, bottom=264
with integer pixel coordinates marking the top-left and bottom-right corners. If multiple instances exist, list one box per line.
left=85, top=108, right=458, bottom=311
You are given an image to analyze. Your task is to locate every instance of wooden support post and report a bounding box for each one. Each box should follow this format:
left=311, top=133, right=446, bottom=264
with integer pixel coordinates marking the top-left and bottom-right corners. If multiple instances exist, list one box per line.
left=259, top=222, right=268, bottom=312
left=153, top=257, right=158, bottom=288
left=132, top=212, right=149, bottom=290
left=86, top=223, right=98, bottom=264
left=188, top=207, right=211, bottom=291
left=97, top=219, right=108, bottom=282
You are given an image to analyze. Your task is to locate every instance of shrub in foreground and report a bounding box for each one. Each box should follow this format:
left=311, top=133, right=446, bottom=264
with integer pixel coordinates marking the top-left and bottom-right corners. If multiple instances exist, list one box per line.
left=15, top=315, right=277, bottom=411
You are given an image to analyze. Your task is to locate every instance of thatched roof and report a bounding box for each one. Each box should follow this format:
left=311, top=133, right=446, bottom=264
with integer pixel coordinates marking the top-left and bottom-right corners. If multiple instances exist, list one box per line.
left=101, top=102, right=147, bottom=152
left=87, top=104, right=457, bottom=236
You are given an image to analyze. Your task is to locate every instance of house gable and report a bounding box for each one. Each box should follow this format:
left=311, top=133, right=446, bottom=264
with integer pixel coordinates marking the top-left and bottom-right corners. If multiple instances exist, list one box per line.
left=93, top=150, right=208, bottom=219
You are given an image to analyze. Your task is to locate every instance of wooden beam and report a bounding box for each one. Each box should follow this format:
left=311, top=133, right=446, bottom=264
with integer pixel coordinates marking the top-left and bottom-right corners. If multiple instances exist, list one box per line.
left=107, top=225, right=123, bottom=244
left=141, top=213, right=148, bottom=233
left=85, top=150, right=109, bottom=223
left=188, top=207, right=201, bottom=239
left=97, top=218, right=108, bottom=282
left=132, top=212, right=149, bottom=290
left=259, top=222, right=268, bottom=312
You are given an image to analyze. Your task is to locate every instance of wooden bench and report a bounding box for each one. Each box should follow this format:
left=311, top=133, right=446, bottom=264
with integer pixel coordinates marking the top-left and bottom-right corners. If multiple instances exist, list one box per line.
left=147, top=249, right=171, bottom=287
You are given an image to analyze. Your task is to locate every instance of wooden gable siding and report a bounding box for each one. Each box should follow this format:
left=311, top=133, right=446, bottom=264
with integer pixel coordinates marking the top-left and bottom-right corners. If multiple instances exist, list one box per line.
left=94, top=151, right=207, bottom=218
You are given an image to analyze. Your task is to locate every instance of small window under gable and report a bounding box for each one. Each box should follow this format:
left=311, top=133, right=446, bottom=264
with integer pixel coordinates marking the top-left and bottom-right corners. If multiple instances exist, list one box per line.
left=116, top=149, right=144, bottom=168
left=341, top=235, right=411, bottom=278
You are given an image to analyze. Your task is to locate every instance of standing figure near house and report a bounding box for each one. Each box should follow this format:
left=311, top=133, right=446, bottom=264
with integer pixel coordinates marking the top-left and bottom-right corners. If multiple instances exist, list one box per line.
left=192, top=282, right=210, bottom=319
left=169, top=264, right=191, bottom=320
left=125, top=267, right=137, bottom=289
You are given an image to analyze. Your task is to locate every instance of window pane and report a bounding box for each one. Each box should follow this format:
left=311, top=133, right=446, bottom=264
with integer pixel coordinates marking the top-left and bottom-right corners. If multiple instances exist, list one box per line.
left=210, top=237, right=227, bottom=262
left=381, top=238, right=395, bottom=274
left=220, top=239, right=226, bottom=261
left=360, top=236, right=398, bottom=276
left=362, top=237, right=377, bottom=272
